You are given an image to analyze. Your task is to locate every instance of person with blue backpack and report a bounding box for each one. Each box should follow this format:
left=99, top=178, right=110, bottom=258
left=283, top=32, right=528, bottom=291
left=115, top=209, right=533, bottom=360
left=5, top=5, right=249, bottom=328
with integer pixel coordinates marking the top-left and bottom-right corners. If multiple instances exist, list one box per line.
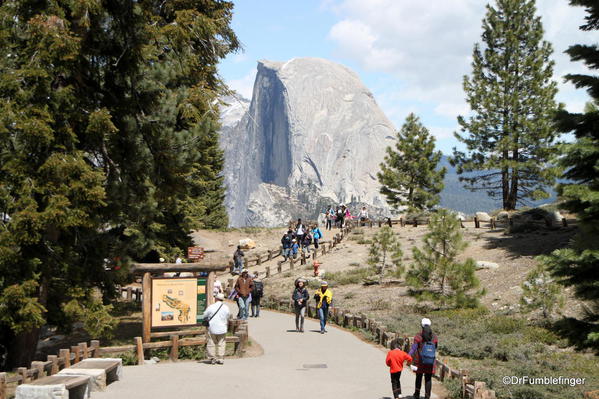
left=311, top=224, right=323, bottom=249
left=408, top=318, right=438, bottom=399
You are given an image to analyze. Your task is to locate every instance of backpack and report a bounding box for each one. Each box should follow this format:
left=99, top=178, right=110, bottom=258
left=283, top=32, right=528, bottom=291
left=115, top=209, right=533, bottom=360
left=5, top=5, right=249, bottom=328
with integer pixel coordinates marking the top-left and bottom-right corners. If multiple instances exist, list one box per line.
left=253, top=281, right=264, bottom=297
left=420, top=340, right=436, bottom=365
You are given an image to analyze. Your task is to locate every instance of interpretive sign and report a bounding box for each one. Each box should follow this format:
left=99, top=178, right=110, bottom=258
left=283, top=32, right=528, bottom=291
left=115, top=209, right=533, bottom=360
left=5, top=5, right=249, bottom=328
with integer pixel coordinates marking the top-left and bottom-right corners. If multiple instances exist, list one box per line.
left=187, top=246, right=205, bottom=261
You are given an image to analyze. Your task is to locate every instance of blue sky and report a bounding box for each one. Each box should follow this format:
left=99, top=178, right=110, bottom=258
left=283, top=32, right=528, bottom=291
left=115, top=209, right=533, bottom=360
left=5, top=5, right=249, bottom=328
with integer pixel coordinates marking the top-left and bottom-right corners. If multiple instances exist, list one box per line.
left=218, top=0, right=592, bottom=154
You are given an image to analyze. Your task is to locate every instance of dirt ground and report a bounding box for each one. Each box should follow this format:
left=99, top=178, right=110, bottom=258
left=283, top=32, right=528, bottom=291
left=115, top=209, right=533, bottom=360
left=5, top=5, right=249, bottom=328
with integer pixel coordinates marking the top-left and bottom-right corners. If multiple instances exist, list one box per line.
left=230, top=220, right=582, bottom=320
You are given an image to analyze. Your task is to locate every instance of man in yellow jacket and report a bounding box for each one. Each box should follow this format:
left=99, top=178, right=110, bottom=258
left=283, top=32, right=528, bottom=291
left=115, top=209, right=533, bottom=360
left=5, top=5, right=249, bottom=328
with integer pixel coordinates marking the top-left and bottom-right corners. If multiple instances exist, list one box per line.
left=314, top=281, right=333, bottom=334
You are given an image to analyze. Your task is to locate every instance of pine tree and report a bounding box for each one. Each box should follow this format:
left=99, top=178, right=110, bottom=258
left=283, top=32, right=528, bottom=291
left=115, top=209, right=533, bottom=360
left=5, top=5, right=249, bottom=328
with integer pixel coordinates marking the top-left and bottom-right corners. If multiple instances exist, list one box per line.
left=367, top=227, right=403, bottom=283
left=378, top=113, right=446, bottom=212
left=451, top=0, right=559, bottom=210
left=520, top=262, right=564, bottom=320
left=407, top=210, right=484, bottom=308
left=0, top=1, right=238, bottom=368
left=545, top=0, right=599, bottom=345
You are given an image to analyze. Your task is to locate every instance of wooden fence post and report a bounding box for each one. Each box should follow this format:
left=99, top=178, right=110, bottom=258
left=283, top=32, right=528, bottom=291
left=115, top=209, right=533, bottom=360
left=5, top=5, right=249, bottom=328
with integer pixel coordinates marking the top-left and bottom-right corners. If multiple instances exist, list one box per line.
left=59, top=349, right=71, bottom=368
left=135, top=337, right=144, bottom=365
left=413, top=218, right=418, bottom=227
left=562, top=218, right=568, bottom=227
left=32, top=361, right=45, bottom=379
left=17, top=367, right=28, bottom=383
left=0, top=372, right=7, bottom=399
left=79, top=342, right=88, bottom=359
left=90, top=340, right=100, bottom=358
left=490, top=218, right=496, bottom=229
left=474, top=217, right=480, bottom=228
left=142, top=272, right=152, bottom=343
left=170, top=335, right=179, bottom=362
left=71, top=345, right=80, bottom=364
left=267, top=250, right=273, bottom=261
left=279, top=261, right=284, bottom=273
left=48, top=355, right=59, bottom=375
left=266, top=266, right=271, bottom=278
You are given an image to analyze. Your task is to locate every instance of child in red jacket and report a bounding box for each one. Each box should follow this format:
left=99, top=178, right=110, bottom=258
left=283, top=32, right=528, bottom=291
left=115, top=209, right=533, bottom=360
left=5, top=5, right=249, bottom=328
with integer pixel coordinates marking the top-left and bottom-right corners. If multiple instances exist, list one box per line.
left=386, top=339, right=413, bottom=399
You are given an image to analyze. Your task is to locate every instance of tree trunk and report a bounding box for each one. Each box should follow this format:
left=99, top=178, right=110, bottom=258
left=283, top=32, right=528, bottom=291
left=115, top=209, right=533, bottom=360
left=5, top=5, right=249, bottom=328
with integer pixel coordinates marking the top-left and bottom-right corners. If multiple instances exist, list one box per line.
left=4, top=328, right=41, bottom=370
left=506, top=149, right=519, bottom=210
left=502, top=151, right=510, bottom=210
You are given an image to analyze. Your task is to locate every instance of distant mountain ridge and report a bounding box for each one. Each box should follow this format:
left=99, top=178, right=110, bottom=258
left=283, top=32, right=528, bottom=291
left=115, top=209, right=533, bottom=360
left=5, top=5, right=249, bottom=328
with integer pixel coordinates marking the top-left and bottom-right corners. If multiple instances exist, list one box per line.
left=438, top=155, right=555, bottom=214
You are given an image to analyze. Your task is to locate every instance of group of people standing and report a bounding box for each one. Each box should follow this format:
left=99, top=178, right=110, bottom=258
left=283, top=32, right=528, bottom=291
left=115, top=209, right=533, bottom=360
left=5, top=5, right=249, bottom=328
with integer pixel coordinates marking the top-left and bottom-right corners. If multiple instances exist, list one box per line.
left=291, top=279, right=332, bottom=334
left=324, top=204, right=369, bottom=229
left=280, top=218, right=323, bottom=261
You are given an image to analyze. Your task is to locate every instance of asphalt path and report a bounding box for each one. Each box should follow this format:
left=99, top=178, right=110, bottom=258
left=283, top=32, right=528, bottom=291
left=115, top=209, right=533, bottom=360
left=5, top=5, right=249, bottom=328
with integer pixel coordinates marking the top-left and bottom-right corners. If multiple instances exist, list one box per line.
left=95, top=306, right=440, bottom=399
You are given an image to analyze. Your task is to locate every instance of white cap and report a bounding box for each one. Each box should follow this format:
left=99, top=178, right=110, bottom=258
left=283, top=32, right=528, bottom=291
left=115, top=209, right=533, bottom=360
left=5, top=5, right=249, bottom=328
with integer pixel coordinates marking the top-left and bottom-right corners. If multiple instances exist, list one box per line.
left=421, top=318, right=431, bottom=327
left=216, top=293, right=225, bottom=300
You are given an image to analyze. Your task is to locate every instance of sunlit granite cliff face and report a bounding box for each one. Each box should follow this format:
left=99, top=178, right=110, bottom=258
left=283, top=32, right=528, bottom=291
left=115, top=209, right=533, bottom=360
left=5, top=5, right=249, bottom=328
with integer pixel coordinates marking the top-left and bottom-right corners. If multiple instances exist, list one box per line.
left=219, top=58, right=396, bottom=227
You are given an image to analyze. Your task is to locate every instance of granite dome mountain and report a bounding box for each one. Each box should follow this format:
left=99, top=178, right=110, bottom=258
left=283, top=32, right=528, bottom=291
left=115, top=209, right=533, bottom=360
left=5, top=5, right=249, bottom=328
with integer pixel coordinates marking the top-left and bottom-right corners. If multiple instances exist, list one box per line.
left=219, top=57, right=396, bottom=227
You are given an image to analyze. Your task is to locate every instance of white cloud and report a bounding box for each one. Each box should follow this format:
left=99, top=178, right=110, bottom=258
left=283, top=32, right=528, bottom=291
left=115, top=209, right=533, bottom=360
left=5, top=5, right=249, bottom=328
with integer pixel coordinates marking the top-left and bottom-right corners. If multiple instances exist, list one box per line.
left=226, top=68, right=257, bottom=99
left=325, top=0, right=593, bottom=119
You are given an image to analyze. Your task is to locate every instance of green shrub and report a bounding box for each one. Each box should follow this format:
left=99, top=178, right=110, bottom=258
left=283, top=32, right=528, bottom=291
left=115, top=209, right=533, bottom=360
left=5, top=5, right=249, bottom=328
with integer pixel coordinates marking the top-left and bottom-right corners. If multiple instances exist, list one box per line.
left=484, top=316, right=525, bottom=334
left=326, top=267, right=376, bottom=285
left=179, top=345, right=206, bottom=360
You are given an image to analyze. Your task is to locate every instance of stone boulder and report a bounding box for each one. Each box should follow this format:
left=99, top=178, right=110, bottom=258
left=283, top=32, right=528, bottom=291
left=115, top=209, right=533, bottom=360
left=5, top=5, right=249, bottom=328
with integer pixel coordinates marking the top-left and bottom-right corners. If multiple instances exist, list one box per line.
left=475, top=212, right=492, bottom=222
left=239, top=238, right=256, bottom=250
left=496, top=211, right=510, bottom=222
left=476, top=261, right=500, bottom=270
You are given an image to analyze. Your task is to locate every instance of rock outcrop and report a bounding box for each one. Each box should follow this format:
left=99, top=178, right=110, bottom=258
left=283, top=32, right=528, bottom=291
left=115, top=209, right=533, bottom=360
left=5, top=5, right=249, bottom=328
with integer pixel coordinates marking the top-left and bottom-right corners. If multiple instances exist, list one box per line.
left=219, top=58, right=396, bottom=227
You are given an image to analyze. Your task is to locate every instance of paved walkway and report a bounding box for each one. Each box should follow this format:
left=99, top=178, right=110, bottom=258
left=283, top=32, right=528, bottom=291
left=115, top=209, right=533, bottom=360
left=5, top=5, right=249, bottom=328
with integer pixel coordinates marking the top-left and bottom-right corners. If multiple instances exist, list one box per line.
left=96, top=306, right=441, bottom=399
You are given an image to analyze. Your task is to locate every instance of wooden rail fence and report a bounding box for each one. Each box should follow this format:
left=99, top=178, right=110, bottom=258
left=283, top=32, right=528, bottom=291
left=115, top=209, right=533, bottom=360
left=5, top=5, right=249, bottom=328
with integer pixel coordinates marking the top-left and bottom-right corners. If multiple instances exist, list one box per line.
left=0, top=320, right=248, bottom=399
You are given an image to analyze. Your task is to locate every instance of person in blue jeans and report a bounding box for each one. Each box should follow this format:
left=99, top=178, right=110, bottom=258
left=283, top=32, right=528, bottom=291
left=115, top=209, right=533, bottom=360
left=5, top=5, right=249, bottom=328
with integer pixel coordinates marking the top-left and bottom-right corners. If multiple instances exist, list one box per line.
left=314, top=281, right=333, bottom=334
left=234, top=269, right=253, bottom=320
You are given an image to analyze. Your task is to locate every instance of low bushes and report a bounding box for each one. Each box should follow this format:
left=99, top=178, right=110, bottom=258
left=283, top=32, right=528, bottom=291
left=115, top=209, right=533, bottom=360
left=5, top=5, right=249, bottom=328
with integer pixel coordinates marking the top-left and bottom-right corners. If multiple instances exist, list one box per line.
left=325, top=267, right=376, bottom=285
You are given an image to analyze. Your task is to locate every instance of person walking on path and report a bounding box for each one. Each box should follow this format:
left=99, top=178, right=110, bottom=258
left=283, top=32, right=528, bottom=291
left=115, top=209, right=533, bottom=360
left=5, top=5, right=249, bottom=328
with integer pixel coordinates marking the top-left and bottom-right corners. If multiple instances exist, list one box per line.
left=202, top=293, right=230, bottom=365
left=301, top=231, right=313, bottom=254
left=325, top=206, right=334, bottom=230
left=314, top=281, right=333, bottom=334
left=311, top=224, right=323, bottom=249
left=292, top=279, right=309, bottom=332
left=291, top=239, right=300, bottom=259
left=386, top=339, right=413, bottom=399
left=295, top=218, right=306, bottom=246
left=337, top=206, right=345, bottom=228
left=408, top=318, right=438, bottom=399
left=233, top=245, right=244, bottom=274
left=234, top=269, right=254, bottom=320
left=281, top=229, right=294, bottom=261
left=359, top=206, right=369, bottom=226
left=251, top=273, right=264, bottom=317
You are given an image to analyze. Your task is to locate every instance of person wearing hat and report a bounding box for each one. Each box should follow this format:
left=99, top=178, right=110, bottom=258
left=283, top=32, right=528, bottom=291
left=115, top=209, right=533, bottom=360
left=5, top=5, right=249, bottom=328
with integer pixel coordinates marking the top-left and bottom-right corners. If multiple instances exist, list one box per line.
left=234, top=269, right=254, bottom=320
left=292, top=279, right=310, bottom=332
left=314, top=281, right=333, bottom=334
left=408, top=318, right=438, bottom=399
left=202, top=293, right=230, bottom=365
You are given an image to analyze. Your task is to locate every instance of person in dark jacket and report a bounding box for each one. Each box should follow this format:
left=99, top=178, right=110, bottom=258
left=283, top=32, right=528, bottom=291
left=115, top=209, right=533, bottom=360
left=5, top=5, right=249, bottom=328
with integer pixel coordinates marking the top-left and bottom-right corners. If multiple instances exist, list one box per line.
left=292, top=279, right=309, bottom=332
left=281, top=230, right=294, bottom=261
left=301, top=232, right=313, bottom=254
left=408, top=318, right=438, bottom=399
left=233, top=246, right=244, bottom=274
left=234, top=270, right=254, bottom=320
left=250, top=272, right=263, bottom=317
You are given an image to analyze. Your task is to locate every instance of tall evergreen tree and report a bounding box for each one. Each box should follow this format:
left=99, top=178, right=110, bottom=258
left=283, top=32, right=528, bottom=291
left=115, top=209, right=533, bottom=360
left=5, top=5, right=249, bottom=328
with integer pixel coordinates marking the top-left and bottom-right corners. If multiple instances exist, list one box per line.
left=378, top=113, right=446, bottom=212
left=451, top=0, right=559, bottom=210
left=0, top=1, right=238, bottom=368
left=544, top=0, right=599, bottom=346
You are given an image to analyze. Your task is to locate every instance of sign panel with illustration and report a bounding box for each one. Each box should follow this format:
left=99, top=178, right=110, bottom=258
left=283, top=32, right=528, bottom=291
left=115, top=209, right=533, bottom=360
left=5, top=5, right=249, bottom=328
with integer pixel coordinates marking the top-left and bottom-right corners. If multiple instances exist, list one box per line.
left=151, top=278, right=198, bottom=328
